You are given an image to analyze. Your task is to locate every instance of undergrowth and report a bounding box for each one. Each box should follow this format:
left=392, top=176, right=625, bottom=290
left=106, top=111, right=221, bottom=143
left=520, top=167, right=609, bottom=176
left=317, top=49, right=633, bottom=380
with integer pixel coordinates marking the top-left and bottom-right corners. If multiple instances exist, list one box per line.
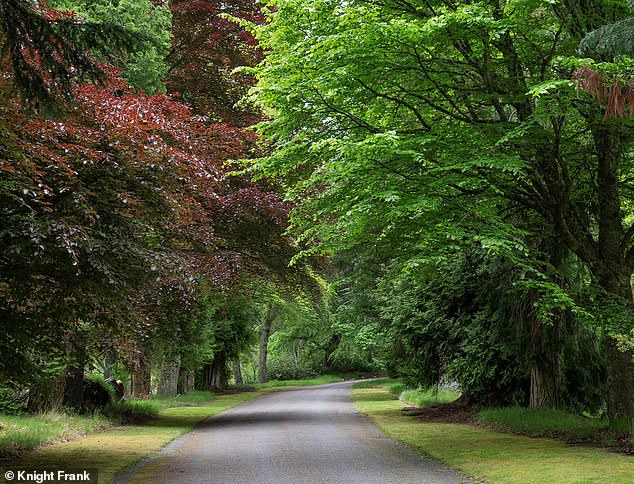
left=400, top=387, right=461, bottom=407
left=477, top=407, right=609, bottom=441
left=0, top=412, right=109, bottom=458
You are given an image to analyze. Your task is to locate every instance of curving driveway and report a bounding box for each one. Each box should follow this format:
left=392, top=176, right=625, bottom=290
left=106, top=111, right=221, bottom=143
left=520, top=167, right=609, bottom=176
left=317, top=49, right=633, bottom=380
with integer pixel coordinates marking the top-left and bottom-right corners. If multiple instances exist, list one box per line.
left=118, top=381, right=462, bottom=483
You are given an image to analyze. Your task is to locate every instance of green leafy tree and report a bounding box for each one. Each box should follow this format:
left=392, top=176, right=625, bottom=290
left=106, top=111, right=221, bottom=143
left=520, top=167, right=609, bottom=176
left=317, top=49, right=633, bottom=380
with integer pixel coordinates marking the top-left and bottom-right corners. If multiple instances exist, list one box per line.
left=249, top=0, right=634, bottom=428
left=50, top=0, right=172, bottom=93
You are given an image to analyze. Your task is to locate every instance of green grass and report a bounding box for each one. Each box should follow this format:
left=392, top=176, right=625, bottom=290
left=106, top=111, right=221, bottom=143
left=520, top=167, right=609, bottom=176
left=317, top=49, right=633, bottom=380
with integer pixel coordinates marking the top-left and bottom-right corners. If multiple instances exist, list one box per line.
left=400, top=387, right=461, bottom=407
left=104, top=399, right=164, bottom=422
left=352, top=385, right=634, bottom=483
left=351, top=378, right=398, bottom=389
left=150, top=390, right=215, bottom=407
left=252, top=374, right=344, bottom=388
left=383, top=382, right=405, bottom=395
left=0, top=413, right=109, bottom=458
left=477, top=407, right=608, bottom=441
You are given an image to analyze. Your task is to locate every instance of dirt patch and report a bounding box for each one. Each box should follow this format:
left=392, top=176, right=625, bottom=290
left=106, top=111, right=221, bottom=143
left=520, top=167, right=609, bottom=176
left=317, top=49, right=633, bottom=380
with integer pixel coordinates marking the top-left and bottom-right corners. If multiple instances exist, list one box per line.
left=401, top=401, right=475, bottom=425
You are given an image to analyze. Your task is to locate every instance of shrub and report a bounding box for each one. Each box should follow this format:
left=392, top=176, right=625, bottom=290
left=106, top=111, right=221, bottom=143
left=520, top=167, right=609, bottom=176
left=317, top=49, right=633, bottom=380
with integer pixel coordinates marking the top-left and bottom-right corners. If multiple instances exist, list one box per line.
left=267, top=356, right=319, bottom=380
left=0, top=386, right=25, bottom=415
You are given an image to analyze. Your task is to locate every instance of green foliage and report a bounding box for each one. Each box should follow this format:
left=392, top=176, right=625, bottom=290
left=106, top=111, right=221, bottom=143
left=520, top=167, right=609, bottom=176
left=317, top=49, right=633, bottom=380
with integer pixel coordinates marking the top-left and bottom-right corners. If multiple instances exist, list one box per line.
left=0, top=387, right=24, bottom=415
left=267, top=355, right=319, bottom=380
left=50, top=0, right=172, bottom=93
left=477, top=407, right=608, bottom=441
left=580, top=16, right=634, bottom=58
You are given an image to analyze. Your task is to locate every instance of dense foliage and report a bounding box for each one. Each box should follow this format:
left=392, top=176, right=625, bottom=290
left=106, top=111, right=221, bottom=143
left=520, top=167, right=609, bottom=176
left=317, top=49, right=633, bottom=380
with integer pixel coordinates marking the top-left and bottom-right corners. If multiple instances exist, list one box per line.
left=247, top=0, right=634, bottom=429
left=2, top=0, right=633, bottom=443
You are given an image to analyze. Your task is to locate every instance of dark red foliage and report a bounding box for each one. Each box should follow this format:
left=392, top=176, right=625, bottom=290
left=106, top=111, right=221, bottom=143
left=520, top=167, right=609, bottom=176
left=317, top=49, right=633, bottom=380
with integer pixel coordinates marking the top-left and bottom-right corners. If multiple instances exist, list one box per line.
left=168, top=0, right=265, bottom=126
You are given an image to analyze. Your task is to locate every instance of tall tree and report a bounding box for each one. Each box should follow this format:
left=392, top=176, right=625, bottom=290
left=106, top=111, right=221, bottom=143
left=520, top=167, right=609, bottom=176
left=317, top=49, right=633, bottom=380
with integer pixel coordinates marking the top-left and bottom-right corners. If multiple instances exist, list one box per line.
left=250, top=0, right=634, bottom=428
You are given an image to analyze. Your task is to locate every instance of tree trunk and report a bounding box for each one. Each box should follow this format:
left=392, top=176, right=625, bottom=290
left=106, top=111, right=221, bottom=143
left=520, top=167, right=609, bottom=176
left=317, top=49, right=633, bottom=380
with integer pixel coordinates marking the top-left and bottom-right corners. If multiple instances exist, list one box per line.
left=587, top=123, right=634, bottom=430
left=131, top=348, right=151, bottom=398
left=258, top=306, right=279, bottom=384
left=323, top=334, right=341, bottom=372
left=63, top=332, right=87, bottom=411
left=178, top=369, right=195, bottom=394
left=204, top=356, right=228, bottom=390
left=103, top=350, right=115, bottom=380
left=606, top=338, right=634, bottom=432
left=530, top=357, right=562, bottom=408
left=157, top=354, right=181, bottom=398
left=233, top=359, right=243, bottom=385
left=529, top=245, right=565, bottom=409
left=600, top=271, right=634, bottom=431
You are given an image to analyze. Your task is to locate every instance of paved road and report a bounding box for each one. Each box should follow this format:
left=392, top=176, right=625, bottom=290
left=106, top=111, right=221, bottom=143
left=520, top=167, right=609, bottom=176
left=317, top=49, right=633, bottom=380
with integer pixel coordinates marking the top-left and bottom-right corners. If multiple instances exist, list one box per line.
left=120, top=381, right=462, bottom=483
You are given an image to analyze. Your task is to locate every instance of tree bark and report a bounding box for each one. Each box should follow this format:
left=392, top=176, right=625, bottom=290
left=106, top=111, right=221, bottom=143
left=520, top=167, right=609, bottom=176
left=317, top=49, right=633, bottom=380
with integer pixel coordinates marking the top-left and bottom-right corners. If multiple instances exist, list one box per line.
left=103, top=350, right=115, bottom=380
left=157, top=354, right=181, bottom=398
left=204, top=356, right=228, bottom=390
left=530, top=356, right=562, bottom=408
left=529, top=245, right=565, bottom=409
left=258, top=306, right=279, bottom=384
left=131, top=348, right=151, bottom=398
left=599, top=272, right=634, bottom=431
left=591, top=122, right=634, bottom=430
left=233, top=359, right=243, bottom=385
left=63, top=332, right=87, bottom=411
left=322, top=334, right=341, bottom=372
left=178, top=369, right=195, bottom=394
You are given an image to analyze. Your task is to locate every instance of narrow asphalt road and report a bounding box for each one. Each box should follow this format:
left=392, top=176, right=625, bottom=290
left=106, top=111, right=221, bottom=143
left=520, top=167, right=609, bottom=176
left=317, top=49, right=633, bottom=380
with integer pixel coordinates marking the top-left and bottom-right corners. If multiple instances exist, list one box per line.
left=120, top=381, right=462, bottom=483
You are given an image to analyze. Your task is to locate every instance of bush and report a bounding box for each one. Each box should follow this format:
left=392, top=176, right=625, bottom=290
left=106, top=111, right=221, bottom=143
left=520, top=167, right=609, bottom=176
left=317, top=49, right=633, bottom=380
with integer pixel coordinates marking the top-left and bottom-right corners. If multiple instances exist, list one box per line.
left=267, top=356, right=320, bottom=381
left=0, top=386, right=25, bottom=415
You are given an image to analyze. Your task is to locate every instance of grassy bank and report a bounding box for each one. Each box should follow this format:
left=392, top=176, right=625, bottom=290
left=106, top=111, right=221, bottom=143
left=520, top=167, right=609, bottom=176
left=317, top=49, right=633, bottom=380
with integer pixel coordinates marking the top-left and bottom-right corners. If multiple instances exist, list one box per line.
left=352, top=385, right=634, bottom=483
left=478, top=407, right=609, bottom=441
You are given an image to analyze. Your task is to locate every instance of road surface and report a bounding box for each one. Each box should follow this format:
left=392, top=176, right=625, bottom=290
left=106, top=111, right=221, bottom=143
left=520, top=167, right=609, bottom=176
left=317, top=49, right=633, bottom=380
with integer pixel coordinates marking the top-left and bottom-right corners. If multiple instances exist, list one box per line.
left=119, top=381, right=462, bottom=483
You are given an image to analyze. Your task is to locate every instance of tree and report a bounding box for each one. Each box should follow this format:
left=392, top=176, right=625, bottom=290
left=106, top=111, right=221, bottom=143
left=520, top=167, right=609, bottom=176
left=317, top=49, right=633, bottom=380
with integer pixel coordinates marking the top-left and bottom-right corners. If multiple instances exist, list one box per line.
left=250, top=0, right=634, bottom=428
left=50, top=0, right=173, bottom=94
left=168, top=0, right=264, bottom=125
left=0, top=0, right=139, bottom=107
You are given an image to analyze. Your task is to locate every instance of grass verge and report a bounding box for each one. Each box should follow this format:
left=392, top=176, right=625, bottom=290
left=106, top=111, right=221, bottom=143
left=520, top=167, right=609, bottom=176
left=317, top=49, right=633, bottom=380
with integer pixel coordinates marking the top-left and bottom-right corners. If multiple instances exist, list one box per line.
left=0, top=413, right=110, bottom=459
left=477, top=407, right=608, bottom=441
left=352, top=385, right=634, bottom=483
